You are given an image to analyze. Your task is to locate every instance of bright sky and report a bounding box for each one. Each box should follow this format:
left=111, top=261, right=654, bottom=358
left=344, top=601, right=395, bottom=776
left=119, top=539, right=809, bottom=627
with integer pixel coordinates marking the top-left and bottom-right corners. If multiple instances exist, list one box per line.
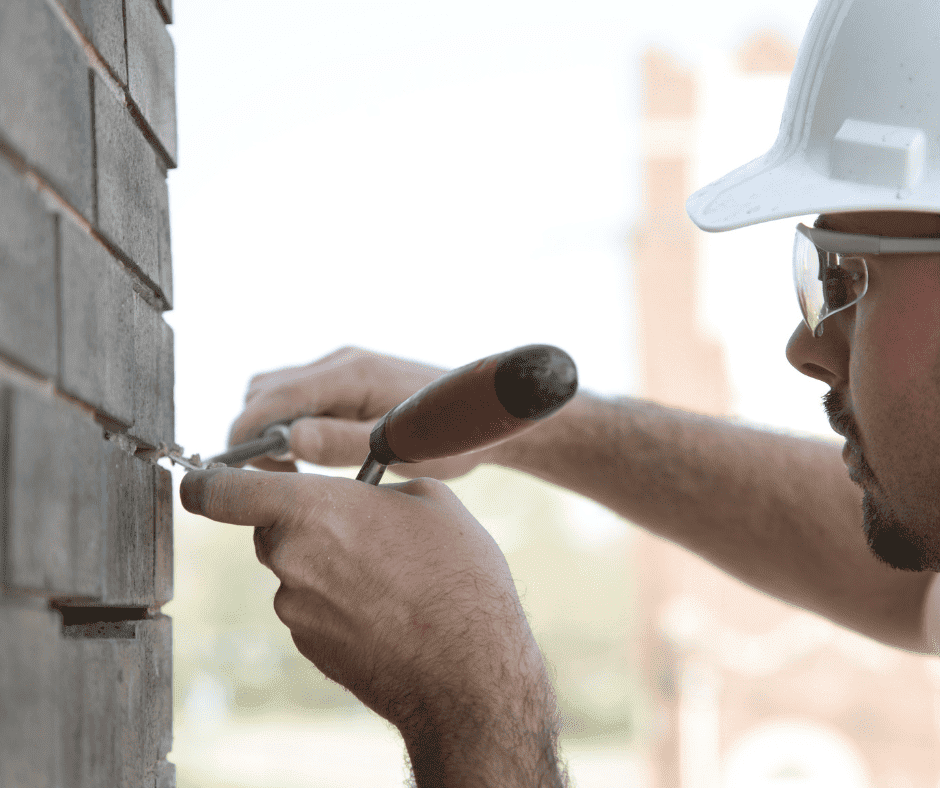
left=165, top=0, right=827, bottom=483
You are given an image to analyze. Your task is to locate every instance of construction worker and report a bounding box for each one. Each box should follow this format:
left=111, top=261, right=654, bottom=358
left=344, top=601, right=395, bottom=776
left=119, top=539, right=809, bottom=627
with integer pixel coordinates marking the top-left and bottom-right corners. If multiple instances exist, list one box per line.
left=180, top=0, right=940, bottom=784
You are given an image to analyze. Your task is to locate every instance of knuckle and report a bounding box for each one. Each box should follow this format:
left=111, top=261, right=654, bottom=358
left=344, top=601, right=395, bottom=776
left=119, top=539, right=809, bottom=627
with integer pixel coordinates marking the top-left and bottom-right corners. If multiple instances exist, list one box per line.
left=272, top=584, right=294, bottom=625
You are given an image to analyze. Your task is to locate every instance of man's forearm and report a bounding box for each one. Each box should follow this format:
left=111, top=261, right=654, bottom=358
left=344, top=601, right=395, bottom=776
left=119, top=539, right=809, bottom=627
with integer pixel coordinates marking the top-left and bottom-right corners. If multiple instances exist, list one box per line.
left=400, top=645, right=570, bottom=788
left=491, top=391, right=934, bottom=654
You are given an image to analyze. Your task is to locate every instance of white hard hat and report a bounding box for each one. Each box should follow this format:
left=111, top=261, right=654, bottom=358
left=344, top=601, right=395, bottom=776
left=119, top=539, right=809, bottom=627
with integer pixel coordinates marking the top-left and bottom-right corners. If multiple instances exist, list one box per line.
left=686, top=0, right=940, bottom=232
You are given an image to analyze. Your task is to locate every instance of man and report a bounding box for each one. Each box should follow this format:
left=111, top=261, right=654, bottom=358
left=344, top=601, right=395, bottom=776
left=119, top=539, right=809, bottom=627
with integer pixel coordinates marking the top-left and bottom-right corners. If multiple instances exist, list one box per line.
left=180, top=0, right=940, bottom=785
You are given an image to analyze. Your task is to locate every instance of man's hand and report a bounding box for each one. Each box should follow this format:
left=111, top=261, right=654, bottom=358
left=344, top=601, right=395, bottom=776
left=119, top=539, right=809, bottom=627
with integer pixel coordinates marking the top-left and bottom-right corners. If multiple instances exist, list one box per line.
left=226, top=346, right=492, bottom=480
left=179, top=467, right=568, bottom=786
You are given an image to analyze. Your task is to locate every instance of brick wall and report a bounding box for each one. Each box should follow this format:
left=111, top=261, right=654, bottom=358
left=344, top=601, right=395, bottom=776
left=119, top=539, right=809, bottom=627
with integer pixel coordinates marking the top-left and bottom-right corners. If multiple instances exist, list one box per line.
left=0, top=0, right=176, bottom=785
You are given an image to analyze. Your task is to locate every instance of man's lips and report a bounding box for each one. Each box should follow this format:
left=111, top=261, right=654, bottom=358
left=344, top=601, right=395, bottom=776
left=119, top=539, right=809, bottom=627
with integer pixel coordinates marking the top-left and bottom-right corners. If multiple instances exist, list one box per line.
left=841, top=440, right=871, bottom=487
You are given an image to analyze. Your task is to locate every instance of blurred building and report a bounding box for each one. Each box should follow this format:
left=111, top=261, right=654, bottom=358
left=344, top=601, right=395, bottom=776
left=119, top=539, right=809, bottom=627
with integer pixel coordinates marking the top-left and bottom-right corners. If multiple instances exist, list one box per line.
left=629, top=32, right=940, bottom=788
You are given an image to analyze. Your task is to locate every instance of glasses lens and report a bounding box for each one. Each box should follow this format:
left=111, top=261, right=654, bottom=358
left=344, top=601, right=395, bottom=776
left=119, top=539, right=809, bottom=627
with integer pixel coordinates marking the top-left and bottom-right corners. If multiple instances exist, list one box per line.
left=793, top=230, right=825, bottom=334
left=793, top=228, right=868, bottom=336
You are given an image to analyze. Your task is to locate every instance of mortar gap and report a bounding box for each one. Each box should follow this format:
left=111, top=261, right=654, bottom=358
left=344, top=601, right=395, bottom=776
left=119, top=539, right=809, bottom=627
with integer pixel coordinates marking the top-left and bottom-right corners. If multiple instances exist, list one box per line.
left=50, top=601, right=148, bottom=627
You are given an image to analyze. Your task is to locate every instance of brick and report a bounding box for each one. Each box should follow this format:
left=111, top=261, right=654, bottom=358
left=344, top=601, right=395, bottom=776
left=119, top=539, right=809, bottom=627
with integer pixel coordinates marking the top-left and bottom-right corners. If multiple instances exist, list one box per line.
left=60, top=219, right=136, bottom=426
left=0, top=604, right=61, bottom=788
left=103, top=442, right=155, bottom=605
left=94, top=72, right=161, bottom=286
left=126, top=0, right=178, bottom=165
left=129, top=296, right=175, bottom=448
left=155, top=0, right=173, bottom=25
left=154, top=465, right=174, bottom=605
left=8, top=389, right=105, bottom=597
left=140, top=614, right=173, bottom=763
left=0, top=0, right=94, bottom=220
left=61, top=629, right=147, bottom=786
left=0, top=388, right=9, bottom=588
left=156, top=161, right=173, bottom=307
left=59, top=0, right=128, bottom=84
left=61, top=616, right=171, bottom=783
left=156, top=759, right=177, bottom=788
left=0, top=156, right=57, bottom=378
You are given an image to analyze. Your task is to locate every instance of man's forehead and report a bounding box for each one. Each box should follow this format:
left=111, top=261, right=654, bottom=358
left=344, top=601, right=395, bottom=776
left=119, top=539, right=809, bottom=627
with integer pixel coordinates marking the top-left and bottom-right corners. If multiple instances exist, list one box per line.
left=815, top=211, right=940, bottom=238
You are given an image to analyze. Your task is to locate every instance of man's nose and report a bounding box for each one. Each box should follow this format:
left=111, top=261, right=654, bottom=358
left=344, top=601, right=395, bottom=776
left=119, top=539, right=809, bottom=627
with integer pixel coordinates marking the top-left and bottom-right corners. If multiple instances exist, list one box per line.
left=785, top=319, right=849, bottom=388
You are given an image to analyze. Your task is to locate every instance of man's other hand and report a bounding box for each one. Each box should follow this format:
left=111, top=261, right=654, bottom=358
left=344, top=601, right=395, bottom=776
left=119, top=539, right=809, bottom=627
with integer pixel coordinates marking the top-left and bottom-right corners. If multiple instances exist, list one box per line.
left=178, top=467, right=549, bottom=741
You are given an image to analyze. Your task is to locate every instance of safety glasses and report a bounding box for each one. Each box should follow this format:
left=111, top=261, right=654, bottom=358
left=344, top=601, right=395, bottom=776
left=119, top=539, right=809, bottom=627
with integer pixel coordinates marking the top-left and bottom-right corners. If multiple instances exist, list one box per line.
left=794, top=223, right=940, bottom=337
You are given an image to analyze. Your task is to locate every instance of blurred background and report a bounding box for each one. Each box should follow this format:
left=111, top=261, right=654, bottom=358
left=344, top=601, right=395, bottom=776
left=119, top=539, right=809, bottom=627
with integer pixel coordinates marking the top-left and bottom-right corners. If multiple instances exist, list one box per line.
left=162, top=1, right=936, bottom=787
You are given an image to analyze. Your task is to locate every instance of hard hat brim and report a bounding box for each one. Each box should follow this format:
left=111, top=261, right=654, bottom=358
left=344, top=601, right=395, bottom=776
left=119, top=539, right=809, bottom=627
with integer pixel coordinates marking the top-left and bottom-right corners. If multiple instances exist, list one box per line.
left=686, top=151, right=940, bottom=233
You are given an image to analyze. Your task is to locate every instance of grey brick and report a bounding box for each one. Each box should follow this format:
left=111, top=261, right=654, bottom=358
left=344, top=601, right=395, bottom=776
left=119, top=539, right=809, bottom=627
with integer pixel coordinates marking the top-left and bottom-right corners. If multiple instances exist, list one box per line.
left=155, top=0, right=173, bottom=25
left=140, top=615, right=173, bottom=763
left=156, top=161, right=173, bottom=307
left=61, top=616, right=171, bottom=783
left=103, top=442, right=155, bottom=604
left=156, top=759, right=177, bottom=788
left=158, top=315, right=175, bottom=441
left=130, top=296, right=174, bottom=448
left=61, top=631, right=148, bottom=786
left=60, top=220, right=136, bottom=426
left=0, top=0, right=94, bottom=220
left=126, top=0, right=178, bottom=165
left=154, top=465, right=174, bottom=605
left=94, top=72, right=160, bottom=286
left=8, top=390, right=105, bottom=597
left=0, top=605, right=61, bottom=788
left=0, top=156, right=57, bottom=378
left=0, top=388, right=9, bottom=588
left=59, top=0, right=128, bottom=84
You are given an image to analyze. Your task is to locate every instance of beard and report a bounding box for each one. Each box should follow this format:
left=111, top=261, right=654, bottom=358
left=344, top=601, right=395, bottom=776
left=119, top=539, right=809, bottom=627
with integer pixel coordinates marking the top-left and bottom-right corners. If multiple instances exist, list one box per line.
left=824, top=389, right=938, bottom=572
left=862, top=488, right=935, bottom=572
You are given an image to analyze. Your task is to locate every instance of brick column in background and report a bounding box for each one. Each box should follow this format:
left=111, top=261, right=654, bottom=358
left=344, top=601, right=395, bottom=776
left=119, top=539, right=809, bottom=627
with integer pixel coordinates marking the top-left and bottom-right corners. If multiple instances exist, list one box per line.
left=0, top=0, right=177, bottom=785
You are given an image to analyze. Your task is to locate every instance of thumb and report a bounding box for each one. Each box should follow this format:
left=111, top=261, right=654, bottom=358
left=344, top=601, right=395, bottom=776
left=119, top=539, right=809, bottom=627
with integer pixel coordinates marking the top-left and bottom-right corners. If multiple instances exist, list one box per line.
left=289, top=415, right=374, bottom=467
left=179, top=467, right=291, bottom=526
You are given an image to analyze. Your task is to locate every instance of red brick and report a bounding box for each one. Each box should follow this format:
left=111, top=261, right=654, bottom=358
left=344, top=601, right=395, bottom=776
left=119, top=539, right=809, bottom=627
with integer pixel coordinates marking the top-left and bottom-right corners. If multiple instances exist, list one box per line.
left=0, top=0, right=94, bottom=220
left=94, top=72, right=161, bottom=286
left=126, top=0, right=178, bottom=166
left=7, top=389, right=106, bottom=597
left=103, top=441, right=156, bottom=605
left=60, top=219, right=136, bottom=426
left=154, top=465, right=174, bottom=606
left=58, top=0, right=128, bottom=85
left=0, top=604, right=61, bottom=788
left=130, top=296, right=175, bottom=449
left=0, top=156, right=57, bottom=378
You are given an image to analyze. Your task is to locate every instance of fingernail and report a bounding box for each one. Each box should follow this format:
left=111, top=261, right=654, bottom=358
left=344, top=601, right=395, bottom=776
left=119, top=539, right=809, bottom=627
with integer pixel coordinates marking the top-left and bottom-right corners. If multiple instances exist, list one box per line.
left=179, top=467, right=227, bottom=515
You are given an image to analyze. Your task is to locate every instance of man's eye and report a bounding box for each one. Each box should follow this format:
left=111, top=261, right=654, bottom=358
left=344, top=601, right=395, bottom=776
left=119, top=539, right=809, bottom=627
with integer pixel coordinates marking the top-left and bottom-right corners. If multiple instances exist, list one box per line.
left=824, top=270, right=850, bottom=308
